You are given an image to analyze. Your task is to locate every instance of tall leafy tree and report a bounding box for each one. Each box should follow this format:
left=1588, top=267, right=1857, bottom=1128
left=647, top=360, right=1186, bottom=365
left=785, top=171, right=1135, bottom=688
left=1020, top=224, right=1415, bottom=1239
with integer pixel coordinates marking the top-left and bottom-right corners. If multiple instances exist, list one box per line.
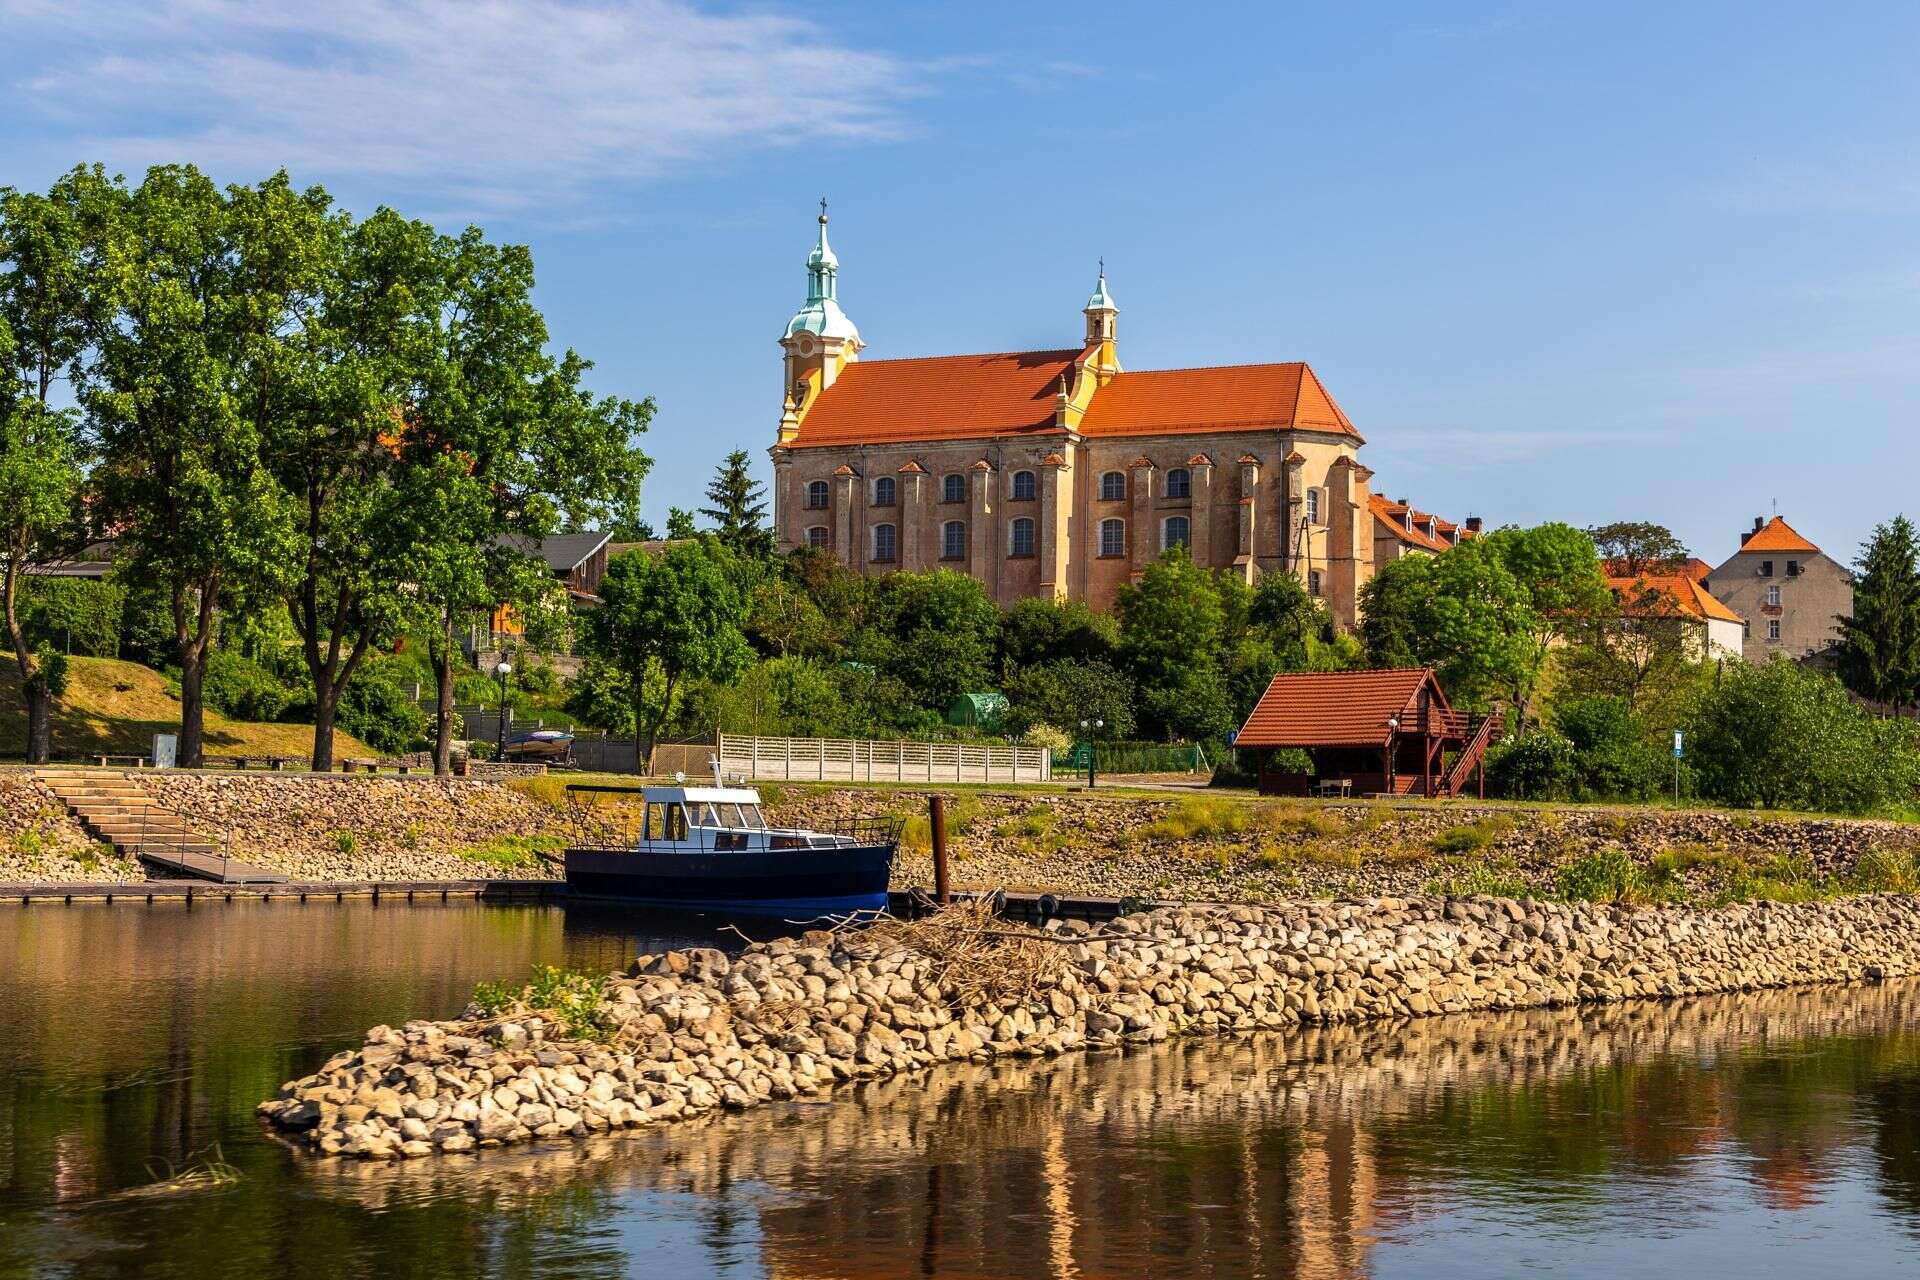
left=1357, top=541, right=1535, bottom=715
left=1485, top=522, right=1611, bottom=722
left=0, top=174, right=100, bottom=762
left=699, top=449, right=774, bottom=560
left=585, top=539, right=751, bottom=759
left=1838, top=516, right=1920, bottom=715
left=1116, top=547, right=1231, bottom=742
left=861, top=569, right=1000, bottom=712
left=81, top=165, right=299, bottom=767
left=1585, top=521, right=1690, bottom=574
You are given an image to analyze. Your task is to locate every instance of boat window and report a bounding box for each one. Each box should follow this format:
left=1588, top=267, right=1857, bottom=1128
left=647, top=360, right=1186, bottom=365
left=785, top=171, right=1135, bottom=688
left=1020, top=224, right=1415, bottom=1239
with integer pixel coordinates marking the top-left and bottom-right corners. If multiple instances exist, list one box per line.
left=661, top=803, right=688, bottom=841
left=742, top=805, right=768, bottom=829
left=712, top=803, right=745, bottom=828
left=693, top=803, right=721, bottom=828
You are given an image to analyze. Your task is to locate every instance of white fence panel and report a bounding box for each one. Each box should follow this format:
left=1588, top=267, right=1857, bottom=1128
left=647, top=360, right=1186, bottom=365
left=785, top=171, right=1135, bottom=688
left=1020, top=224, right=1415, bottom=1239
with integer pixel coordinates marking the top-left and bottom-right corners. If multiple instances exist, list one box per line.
left=717, top=734, right=1050, bottom=784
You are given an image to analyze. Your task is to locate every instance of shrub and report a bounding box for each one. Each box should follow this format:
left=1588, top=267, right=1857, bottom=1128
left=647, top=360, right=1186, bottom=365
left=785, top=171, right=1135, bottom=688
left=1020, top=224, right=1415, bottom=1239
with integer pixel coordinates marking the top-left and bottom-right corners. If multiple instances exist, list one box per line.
left=338, top=660, right=431, bottom=754
left=1429, top=816, right=1515, bottom=854
left=1551, top=694, right=1668, bottom=802
left=203, top=650, right=299, bottom=722
left=1553, top=849, right=1637, bottom=902
left=1486, top=730, right=1578, bottom=800
left=1850, top=847, right=1920, bottom=894
left=1020, top=724, right=1072, bottom=755
left=332, top=831, right=358, bottom=856
left=470, top=965, right=613, bottom=1041
left=1427, top=863, right=1531, bottom=899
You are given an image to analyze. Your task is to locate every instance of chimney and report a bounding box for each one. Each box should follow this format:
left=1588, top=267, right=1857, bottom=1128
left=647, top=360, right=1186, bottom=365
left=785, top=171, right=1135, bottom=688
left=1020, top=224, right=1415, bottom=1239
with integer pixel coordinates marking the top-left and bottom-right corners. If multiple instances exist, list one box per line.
left=1465, top=516, right=1483, bottom=532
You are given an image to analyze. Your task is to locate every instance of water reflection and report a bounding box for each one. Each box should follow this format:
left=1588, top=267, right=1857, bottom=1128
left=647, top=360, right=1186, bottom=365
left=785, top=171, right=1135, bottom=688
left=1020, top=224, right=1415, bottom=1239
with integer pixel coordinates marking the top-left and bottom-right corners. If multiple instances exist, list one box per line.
left=5, top=904, right=1920, bottom=1278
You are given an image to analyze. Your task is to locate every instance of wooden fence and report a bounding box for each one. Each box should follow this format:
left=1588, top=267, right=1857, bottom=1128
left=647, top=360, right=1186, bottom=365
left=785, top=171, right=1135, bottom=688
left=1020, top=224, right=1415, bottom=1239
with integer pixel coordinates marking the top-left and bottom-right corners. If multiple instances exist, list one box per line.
left=717, top=734, right=1051, bottom=784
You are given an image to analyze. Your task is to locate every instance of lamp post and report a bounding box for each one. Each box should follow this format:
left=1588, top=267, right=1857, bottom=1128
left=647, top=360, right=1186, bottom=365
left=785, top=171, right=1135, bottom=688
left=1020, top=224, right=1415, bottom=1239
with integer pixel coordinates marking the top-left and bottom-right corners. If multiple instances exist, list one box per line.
left=1079, top=717, right=1104, bottom=789
left=494, top=660, right=513, bottom=758
left=1385, top=715, right=1400, bottom=794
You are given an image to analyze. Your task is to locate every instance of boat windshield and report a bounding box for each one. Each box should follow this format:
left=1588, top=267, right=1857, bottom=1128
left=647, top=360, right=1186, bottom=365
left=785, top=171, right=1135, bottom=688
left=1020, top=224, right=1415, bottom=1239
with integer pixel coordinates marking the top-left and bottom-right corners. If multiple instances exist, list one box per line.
left=708, top=803, right=768, bottom=830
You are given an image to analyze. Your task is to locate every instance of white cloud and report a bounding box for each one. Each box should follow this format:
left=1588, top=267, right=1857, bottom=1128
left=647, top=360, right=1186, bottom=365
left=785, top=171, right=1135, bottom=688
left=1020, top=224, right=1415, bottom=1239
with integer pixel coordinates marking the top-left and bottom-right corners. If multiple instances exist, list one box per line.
left=0, top=0, right=919, bottom=218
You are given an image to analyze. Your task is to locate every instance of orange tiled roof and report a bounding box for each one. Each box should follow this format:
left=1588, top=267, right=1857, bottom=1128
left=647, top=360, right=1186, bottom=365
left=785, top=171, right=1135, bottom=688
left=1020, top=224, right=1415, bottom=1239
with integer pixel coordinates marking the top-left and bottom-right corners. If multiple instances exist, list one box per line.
left=1236, top=668, right=1453, bottom=748
left=1370, top=494, right=1460, bottom=553
left=1607, top=572, right=1743, bottom=624
left=788, top=350, right=1081, bottom=448
left=1741, top=516, right=1821, bottom=554
left=788, top=351, right=1360, bottom=448
left=1073, top=361, right=1358, bottom=440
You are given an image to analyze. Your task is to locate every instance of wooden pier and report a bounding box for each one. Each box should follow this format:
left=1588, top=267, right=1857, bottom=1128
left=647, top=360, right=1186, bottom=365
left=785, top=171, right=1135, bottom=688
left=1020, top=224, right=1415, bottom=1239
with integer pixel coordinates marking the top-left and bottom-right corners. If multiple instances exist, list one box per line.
left=0, top=878, right=565, bottom=905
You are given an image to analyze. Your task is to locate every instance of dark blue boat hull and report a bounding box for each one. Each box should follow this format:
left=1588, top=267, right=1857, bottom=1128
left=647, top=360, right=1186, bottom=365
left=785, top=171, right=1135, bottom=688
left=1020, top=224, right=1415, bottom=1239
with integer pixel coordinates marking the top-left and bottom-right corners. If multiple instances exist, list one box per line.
left=564, top=844, right=895, bottom=919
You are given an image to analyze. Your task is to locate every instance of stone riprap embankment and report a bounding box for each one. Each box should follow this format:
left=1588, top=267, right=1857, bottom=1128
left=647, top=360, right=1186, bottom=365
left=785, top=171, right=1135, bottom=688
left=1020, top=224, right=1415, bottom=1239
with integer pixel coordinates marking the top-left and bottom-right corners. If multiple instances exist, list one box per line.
left=259, top=892, right=1920, bottom=1160
left=0, top=772, right=139, bottom=882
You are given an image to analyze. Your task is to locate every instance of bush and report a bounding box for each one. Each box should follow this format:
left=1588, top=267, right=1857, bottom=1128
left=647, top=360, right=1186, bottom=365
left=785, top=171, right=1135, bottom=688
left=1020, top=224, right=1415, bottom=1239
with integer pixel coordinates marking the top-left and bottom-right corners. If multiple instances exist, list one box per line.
left=1003, top=659, right=1136, bottom=740
left=203, top=650, right=299, bottom=722
left=1553, top=849, right=1637, bottom=902
left=1486, top=730, right=1578, bottom=800
left=1551, top=695, right=1668, bottom=802
left=338, top=660, right=430, bottom=754
left=1429, top=816, right=1515, bottom=854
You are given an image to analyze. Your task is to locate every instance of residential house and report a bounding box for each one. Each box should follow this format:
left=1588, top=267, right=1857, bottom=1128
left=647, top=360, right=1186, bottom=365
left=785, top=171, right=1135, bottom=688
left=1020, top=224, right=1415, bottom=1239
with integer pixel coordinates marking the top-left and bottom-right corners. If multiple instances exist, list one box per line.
left=1700, top=517, right=1851, bottom=663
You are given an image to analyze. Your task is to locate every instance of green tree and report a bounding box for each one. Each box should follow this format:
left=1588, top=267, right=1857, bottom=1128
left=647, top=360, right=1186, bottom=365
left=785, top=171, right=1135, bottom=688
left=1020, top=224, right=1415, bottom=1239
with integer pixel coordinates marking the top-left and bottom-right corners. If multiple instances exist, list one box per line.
left=80, top=165, right=300, bottom=767
left=863, top=569, right=1000, bottom=712
left=1358, top=555, right=1430, bottom=670
left=1584, top=521, right=1691, bottom=574
left=1486, top=522, right=1610, bottom=722
left=1838, top=516, right=1920, bottom=714
left=997, top=596, right=1118, bottom=677
left=665, top=508, right=699, bottom=540
left=0, top=173, right=101, bottom=761
left=1004, top=659, right=1135, bottom=739
left=1117, top=547, right=1232, bottom=742
left=584, top=540, right=751, bottom=758
left=700, top=449, right=775, bottom=561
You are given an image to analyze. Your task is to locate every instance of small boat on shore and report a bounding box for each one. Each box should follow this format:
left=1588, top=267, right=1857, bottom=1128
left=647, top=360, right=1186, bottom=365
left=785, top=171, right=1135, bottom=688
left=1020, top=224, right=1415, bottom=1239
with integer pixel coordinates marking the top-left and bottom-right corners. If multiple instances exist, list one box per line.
left=562, top=782, right=898, bottom=919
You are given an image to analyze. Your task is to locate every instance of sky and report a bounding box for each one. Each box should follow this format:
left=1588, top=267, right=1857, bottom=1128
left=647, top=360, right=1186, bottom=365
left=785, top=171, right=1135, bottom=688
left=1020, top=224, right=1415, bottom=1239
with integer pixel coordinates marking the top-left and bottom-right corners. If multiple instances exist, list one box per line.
left=2, top=0, right=1916, bottom=566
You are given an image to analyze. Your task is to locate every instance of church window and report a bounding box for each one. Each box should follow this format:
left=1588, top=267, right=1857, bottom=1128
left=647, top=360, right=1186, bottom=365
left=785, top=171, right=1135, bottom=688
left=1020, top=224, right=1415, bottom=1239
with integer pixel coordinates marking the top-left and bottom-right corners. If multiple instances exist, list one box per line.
left=1306, top=488, right=1321, bottom=525
left=1011, top=470, right=1036, bottom=501
left=1162, top=515, right=1190, bottom=552
left=805, top=526, right=829, bottom=550
left=942, top=521, right=966, bottom=560
left=1099, top=518, right=1125, bottom=558
left=1100, top=470, right=1126, bottom=502
left=1308, top=570, right=1323, bottom=597
left=1009, top=517, right=1035, bottom=558
left=872, top=476, right=896, bottom=506
left=872, top=523, right=897, bottom=563
left=805, top=480, right=829, bottom=510
left=1165, top=468, right=1191, bottom=499
left=942, top=473, right=965, bottom=503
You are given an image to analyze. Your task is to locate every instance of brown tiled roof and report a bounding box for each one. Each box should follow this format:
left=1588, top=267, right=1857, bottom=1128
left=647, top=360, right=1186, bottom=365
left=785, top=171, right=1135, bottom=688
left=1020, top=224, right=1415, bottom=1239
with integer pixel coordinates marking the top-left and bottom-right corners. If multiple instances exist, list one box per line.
left=789, top=350, right=1081, bottom=448
left=895, top=459, right=925, bottom=474
left=1681, top=556, right=1713, bottom=582
left=1741, top=516, right=1820, bottom=554
left=1370, top=494, right=1456, bottom=553
left=1235, top=668, right=1449, bottom=748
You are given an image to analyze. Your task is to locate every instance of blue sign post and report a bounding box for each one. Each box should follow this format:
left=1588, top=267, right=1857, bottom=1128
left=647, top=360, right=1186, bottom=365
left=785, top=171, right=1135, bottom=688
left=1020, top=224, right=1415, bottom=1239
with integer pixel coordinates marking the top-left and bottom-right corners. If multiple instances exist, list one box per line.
left=1672, top=730, right=1684, bottom=805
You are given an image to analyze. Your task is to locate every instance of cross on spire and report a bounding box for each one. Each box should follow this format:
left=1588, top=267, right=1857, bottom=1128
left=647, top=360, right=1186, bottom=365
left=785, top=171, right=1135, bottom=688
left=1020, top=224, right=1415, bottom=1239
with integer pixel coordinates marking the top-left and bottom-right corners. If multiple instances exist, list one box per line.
left=819, top=196, right=828, bottom=220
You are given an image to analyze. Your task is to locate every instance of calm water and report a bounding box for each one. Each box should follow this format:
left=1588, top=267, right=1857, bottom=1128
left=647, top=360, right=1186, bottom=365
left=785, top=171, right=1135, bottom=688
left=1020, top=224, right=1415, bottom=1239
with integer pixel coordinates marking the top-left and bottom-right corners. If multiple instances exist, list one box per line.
left=5, top=904, right=1920, bottom=1279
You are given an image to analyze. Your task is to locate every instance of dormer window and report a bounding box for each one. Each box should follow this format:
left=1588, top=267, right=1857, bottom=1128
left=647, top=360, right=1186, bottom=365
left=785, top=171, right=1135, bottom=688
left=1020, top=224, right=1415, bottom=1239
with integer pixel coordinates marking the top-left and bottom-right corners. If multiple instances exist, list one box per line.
left=1165, top=468, right=1191, bottom=499
left=1011, top=470, right=1036, bottom=501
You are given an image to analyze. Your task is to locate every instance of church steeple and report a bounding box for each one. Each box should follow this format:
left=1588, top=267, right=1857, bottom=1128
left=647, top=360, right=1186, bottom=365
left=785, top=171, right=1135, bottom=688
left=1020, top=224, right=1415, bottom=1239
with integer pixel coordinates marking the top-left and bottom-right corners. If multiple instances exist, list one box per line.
left=1083, top=260, right=1117, bottom=345
left=785, top=199, right=860, bottom=344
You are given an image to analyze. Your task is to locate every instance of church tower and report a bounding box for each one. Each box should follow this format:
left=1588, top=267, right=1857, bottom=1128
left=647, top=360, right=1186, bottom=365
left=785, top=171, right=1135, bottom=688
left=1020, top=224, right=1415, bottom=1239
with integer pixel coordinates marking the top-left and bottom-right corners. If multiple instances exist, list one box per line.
left=1080, top=263, right=1121, bottom=385
left=778, top=201, right=862, bottom=444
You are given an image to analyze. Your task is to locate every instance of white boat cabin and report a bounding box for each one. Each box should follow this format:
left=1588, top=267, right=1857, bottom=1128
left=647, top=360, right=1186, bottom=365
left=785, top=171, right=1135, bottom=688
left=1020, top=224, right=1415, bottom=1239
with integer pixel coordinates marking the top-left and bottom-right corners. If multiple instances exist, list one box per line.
left=627, top=785, right=853, bottom=853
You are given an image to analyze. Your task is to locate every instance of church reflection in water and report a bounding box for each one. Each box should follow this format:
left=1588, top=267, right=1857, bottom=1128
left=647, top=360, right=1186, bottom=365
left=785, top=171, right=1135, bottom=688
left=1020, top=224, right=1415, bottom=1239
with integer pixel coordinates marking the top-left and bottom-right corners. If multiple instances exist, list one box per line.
left=297, top=981, right=1920, bottom=1279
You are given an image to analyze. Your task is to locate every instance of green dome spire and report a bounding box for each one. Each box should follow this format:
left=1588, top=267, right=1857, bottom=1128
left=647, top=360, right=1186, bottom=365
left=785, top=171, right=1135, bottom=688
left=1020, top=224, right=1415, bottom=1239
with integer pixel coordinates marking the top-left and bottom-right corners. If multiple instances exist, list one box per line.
left=786, top=199, right=860, bottom=343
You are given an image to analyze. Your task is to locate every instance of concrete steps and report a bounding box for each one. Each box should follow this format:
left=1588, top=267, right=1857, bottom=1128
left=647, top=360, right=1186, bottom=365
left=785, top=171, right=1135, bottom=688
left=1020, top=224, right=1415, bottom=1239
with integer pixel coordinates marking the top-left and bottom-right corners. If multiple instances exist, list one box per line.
left=31, top=768, right=284, bottom=882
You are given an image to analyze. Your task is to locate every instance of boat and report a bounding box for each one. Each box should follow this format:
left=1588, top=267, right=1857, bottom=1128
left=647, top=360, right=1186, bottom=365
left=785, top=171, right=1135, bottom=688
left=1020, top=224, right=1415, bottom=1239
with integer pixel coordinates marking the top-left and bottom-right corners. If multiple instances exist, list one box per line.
left=502, top=729, right=576, bottom=764
left=561, top=781, right=899, bottom=919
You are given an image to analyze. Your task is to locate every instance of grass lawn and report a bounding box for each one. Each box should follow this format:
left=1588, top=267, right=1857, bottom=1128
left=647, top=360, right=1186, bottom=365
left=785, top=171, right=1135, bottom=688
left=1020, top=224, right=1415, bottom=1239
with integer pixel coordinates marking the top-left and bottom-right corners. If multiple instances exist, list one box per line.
left=0, top=653, right=371, bottom=760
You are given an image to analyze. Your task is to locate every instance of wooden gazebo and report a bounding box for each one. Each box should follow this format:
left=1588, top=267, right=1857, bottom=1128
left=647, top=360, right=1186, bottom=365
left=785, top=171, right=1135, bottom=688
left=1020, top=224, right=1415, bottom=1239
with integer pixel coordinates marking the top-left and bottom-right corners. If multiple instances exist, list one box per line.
left=1233, top=668, right=1498, bottom=798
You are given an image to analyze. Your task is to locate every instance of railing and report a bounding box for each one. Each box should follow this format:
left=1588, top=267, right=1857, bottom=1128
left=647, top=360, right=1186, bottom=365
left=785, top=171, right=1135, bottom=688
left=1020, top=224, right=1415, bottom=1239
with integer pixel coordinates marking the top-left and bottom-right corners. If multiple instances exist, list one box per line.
left=1444, top=714, right=1503, bottom=798
left=717, top=734, right=1051, bottom=784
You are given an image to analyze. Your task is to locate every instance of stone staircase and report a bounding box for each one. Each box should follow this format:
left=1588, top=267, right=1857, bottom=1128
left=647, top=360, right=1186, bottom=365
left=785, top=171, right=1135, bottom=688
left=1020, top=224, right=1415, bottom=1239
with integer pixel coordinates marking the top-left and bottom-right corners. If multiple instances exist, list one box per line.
left=32, top=768, right=286, bottom=883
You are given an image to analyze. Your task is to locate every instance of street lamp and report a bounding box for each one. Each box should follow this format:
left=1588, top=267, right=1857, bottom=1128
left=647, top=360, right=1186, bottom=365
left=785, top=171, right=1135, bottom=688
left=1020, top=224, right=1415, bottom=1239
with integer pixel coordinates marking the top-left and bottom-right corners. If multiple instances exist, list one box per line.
left=1079, top=717, right=1104, bottom=789
left=495, top=660, right=513, bottom=758
left=1385, top=715, right=1400, bottom=793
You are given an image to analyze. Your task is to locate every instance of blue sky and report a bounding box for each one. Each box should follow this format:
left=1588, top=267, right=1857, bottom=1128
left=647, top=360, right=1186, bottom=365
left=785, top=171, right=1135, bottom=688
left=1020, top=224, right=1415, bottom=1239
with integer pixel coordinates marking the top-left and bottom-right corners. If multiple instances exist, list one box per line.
left=3, top=0, right=1916, bottom=566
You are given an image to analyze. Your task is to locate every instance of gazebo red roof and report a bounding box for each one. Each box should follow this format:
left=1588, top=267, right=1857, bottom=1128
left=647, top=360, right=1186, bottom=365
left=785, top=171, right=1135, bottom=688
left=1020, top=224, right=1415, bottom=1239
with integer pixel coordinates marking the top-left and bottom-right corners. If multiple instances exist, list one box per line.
left=1235, top=668, right=1455, bottom=748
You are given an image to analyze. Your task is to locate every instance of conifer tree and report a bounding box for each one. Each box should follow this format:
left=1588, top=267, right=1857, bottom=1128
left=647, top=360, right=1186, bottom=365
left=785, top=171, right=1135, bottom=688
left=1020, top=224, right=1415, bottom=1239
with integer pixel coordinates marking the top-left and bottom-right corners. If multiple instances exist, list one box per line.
left=1838, top=516, right=1920, bottom=715
left=699, top=449, right=774, bottom=560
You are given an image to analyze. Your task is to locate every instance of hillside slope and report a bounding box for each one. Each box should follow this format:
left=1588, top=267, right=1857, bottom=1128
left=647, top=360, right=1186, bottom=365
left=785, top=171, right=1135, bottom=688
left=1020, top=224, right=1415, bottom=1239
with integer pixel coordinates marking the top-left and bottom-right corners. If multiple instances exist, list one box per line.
left=0, top=654, right=370, bottom=759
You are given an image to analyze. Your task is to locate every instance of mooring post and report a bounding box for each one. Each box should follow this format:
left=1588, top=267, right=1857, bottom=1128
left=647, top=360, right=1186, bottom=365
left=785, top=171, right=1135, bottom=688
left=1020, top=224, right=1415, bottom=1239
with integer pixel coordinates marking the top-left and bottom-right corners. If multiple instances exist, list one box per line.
left=929, top=794, right=950, bottom=905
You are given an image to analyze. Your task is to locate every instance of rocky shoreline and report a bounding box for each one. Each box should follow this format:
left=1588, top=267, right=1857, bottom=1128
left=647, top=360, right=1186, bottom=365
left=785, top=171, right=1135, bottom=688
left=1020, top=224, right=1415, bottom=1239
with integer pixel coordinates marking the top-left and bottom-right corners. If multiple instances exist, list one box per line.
left=258, top=891, right=1920, bottom=1161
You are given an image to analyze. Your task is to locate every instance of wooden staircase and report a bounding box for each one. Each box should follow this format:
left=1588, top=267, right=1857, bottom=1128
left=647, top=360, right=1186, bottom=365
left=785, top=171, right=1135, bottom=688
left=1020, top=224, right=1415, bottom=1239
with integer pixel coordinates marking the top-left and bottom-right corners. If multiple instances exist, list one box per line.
left=32, top=768, right=286, bottom=883
left=1439, top=715, right=1502, bottom=799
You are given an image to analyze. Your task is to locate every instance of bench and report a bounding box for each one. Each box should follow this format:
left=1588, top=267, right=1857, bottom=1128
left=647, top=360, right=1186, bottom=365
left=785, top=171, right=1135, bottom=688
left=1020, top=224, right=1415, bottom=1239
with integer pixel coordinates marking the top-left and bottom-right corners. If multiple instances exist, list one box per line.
left=209, top=755, right=299, bottom=771
left=92, top=754, right=152, bottom=768
left=1312, top=778, right=1353, bottom=798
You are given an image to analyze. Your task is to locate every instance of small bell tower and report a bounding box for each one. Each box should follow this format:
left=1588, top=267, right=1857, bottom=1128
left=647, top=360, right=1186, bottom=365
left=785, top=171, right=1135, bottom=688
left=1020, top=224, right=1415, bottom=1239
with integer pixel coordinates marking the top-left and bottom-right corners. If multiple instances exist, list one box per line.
left=778, top=199, right=863, bottom=442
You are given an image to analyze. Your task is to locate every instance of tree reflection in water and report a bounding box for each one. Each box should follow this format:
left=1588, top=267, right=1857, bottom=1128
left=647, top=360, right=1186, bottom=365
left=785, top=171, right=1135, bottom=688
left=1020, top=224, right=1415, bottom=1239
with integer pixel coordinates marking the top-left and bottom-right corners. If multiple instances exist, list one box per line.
left=5, top=901, right=1920, bottom=1278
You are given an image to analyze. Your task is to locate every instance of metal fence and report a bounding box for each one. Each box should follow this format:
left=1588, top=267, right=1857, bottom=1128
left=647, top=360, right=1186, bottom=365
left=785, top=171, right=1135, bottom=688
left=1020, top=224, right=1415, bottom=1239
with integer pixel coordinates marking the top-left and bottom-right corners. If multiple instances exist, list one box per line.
left=717, top=734, right=1051, bottom=784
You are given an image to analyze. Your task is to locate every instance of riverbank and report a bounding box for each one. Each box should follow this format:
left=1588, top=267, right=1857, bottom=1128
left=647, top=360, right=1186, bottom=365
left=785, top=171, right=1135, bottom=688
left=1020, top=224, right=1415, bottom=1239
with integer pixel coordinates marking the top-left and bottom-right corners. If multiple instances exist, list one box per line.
left=8, top=771, right=1918, bottom=902
left=258, top=890, right=1920, bottom=1160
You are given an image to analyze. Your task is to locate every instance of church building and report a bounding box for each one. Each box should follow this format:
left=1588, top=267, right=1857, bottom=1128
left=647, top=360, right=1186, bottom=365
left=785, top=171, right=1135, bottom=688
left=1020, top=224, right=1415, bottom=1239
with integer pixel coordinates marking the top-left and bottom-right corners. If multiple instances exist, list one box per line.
left=768, top=209, right=1378, bottom=625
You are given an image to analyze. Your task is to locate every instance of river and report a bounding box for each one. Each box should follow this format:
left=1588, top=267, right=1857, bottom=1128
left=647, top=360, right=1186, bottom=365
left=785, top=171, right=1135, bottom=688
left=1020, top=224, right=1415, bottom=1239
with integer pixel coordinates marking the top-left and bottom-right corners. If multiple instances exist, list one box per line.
left=4, top=901, right=1920, bottom=1278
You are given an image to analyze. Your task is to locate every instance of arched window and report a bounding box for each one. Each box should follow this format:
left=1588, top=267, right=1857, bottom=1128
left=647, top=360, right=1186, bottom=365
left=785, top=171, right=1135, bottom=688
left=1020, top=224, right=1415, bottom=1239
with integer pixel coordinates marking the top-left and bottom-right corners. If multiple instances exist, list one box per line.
left=1162, top=515, right=1190, bottom=552
left=805, top=480, right=829, bottom=510
left=1165, top=467, right=1191, bottom=499
left=1305, top=488, right=1321, bottom=525
left=1099, top=518, right=1125, bottom=558
left=1008, top=517, right=1035, bottom=558
left=942, top=473, right=965, bottom=504
left=1099, top=470, right=1126, bottom=502
left=872, top=476, right=896, bottom=507
left=1011, top=469, right=1036, bottom=501
left=805, top=525, right=829, bottom=550
left=871, top=523, right=897, bottom=563
left=942, top=520, right=966, bottom=560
